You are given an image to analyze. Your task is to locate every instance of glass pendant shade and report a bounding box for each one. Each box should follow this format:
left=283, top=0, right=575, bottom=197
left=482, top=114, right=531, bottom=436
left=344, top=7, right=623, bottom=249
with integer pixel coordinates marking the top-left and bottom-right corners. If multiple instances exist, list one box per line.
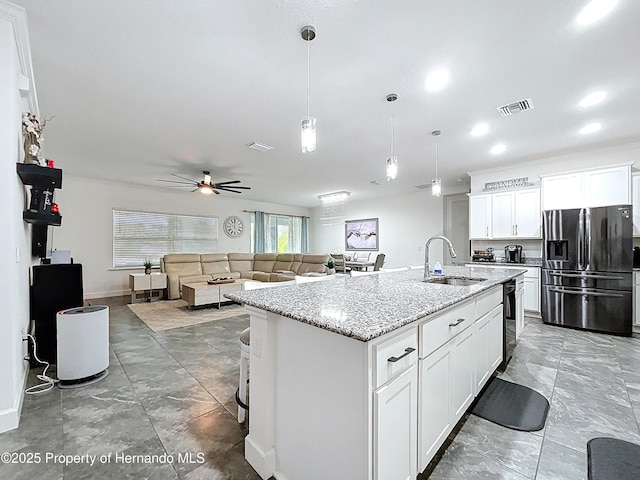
left=301, top=116, right=317, bottom=153
left=386, top=156, right=398, bottom=182
left=199, top=184, right=214, bottom=195
left=431, top=178, right=442, bottom=197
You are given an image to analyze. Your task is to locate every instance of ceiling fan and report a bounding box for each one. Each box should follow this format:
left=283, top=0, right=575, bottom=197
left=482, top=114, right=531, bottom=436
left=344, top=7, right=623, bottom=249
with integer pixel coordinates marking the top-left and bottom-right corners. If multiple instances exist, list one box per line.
left=158, top=170, right=251, bottom=195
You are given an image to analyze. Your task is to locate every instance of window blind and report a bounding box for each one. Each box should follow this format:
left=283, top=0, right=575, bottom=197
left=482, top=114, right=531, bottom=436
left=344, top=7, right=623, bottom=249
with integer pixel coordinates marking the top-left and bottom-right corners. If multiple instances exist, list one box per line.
left=113, top=210, right=218, bottom=267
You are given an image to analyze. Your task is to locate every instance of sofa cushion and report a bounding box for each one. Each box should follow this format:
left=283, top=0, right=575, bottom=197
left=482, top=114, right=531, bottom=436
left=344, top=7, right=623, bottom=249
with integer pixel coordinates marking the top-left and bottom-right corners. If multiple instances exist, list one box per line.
left=253, top=253, right=278, bottom=274
left=297, top=254, right=330, bottom=275
left=252, top=272, right=272, bottom=282
left=162, top=254, right=203, bottom=299
left=201, top=253, right=235, bottom=276
left=274, top=254, right=294, bottom=273
left=228, top=253, right=255, bottom=272
left=290, top=254, right=304, bottom=274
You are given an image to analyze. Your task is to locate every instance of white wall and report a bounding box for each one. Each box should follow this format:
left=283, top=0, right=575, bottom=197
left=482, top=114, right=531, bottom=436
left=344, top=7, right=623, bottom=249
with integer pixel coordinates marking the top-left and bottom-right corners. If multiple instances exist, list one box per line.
left=52, top=176, right=311, bottom=298
left=0, top=2, right=39, bottom=433
left=311, top=189, right=449, bottom=269
left=468, top=142, right=640, bottom=193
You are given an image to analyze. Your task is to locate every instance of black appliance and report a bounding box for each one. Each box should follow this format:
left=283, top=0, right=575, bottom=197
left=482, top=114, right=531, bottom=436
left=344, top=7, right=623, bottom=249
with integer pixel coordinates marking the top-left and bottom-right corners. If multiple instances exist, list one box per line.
left=634, top=247, right=640, bottom=268
left=504, top=245, right=523, bottom=263
left=472, top=248, right=495, bottom=263
left=30, top=264, right=84, bottom=363
left=502, top=279, right=516, bottom=368
left=542, top=205, right=632, bottom=335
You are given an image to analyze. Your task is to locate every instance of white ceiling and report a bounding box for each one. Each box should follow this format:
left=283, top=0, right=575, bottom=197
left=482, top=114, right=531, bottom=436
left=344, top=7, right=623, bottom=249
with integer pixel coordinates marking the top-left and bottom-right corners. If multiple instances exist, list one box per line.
left=13, top=0, right=640, bottom=207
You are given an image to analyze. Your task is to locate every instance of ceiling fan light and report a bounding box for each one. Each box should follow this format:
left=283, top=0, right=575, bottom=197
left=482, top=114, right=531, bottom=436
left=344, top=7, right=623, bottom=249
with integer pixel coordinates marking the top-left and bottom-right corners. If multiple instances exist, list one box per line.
left=204, top=173, right=211, bottom=184
left=301, top=116, right=317, bottom=153
left=199, top=184, right=214, bottom=195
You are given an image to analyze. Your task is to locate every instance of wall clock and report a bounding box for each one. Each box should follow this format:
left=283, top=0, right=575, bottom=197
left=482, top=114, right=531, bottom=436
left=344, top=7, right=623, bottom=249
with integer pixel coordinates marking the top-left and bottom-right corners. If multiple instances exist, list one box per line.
left=223, top=216, right=244, bottom=238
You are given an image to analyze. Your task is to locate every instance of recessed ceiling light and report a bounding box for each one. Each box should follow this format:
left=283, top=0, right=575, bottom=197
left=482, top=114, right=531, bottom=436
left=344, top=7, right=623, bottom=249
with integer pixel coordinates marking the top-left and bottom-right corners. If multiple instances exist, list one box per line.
left=424, top=68, right=450, bottom=92
left=490, top=144, right=506, bottom=155
left=579, top=91, right=607, bottom=108
left=579, top=122, right=601, bottom=134
left=576, top=0, right=618, bottom=26
left=470, top=123, right=489, bottom=136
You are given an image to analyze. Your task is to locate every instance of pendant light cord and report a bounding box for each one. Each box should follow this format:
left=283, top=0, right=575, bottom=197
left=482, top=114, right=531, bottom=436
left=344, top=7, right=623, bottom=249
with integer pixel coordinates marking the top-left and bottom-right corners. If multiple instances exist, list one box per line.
left=390, top=100, right=394, bottom=156
left=435, top=134, right=438, bottom=178
left=306, top=36, right=310, bottom=117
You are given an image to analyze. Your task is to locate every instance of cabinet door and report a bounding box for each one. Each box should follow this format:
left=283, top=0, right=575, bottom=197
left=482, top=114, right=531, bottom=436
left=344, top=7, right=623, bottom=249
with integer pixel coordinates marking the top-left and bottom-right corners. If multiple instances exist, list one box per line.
left=632, top=174, right=640, bottom=236
left=418, top=346, right=451, bottom=471
left=487, top=305, right=504, bottom=372
left=514, top=189, right=541, bottom=238
left=473, top=304, right=503, bottom=395
left=469, top=194, right=492, bottom=239
left=515, top=288, right=525, bottom=338
left=450, top=327, right=475, bottom=420
left=542, top=173, right=582, bottom=210
left=584, top=165, right=630, bottom=207
left=374, top=365, right=418, bottom=480
left=491, top=192, right=515, bottom=238
left=524, top=276, right=540, bottom=313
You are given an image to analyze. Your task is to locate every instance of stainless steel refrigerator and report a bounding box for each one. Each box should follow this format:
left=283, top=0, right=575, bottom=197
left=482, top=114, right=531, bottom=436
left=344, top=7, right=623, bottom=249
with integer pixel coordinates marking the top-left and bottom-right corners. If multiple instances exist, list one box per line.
left=542, top=205, right=633, bottom=335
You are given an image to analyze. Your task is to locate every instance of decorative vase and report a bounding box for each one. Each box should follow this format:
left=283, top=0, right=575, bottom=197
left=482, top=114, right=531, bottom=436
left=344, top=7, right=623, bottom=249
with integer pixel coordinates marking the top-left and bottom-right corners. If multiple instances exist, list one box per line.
left=327, top=268, right=336, bottom=275
left=145, top=268, right=151, bottom=275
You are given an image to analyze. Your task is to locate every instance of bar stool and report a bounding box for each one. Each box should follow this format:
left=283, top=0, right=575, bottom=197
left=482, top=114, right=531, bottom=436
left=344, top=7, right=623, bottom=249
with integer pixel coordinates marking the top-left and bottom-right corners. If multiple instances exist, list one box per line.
left=236, top=279, right=297, bottom=423
left=236, top=327, right=251, bottom=423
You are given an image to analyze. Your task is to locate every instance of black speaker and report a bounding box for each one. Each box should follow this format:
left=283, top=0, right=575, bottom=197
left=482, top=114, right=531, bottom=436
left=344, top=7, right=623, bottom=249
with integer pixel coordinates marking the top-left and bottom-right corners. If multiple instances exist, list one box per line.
left=30, top=264, right=83, bottom=363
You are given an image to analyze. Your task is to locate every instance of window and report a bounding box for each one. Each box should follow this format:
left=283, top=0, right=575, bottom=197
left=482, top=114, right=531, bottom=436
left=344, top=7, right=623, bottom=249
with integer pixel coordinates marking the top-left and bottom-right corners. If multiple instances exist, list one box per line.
left=250, top=212, right=308, bottom=253
left=113, top=210, right=218, bottom=267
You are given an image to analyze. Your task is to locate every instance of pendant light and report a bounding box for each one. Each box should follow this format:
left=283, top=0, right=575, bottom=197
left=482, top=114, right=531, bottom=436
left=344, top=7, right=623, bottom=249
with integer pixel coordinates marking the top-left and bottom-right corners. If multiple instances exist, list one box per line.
left=431, top=130, right=442, bottom=197
left=301, top=25, right=316, bottom=153
left=386, top=93, right=398, bottom=181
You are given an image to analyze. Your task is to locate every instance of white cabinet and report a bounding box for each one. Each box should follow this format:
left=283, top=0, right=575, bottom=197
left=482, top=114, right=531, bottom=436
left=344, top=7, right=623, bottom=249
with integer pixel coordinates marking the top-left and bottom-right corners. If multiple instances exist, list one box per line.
left=542, top=164, right=631, bottom=210
left=473, top=304, right=503, bottom=395
left=374, top=365, right=418, bottom=480
left=633, top=173, right=640, bottom=236
left=469, top=194, right=492, bottom=239
left=418, top=346, right=451, bottom=470
left=515, top=276, right=525, bottom=338
left=491, top=188, right=541, bottom=238
left=449, top=327, right=476, bottom=419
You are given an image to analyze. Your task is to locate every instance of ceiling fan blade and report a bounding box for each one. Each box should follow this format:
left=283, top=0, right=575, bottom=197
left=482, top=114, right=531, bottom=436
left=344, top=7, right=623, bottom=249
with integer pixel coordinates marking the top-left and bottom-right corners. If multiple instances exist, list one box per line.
left=213, top=180, right=242, bottom=185
left=217, top=188, right=243, bottom=194
left=157, top=179, right=196, bottom=185
left=163, top=185, right=193, bottom=188
left=171, top=173, right=198, bottom=182
left=214, top=189, right=221, bottom=195
left=214, top=184, right=251, bottom=189
left=191, top=188, right=199, bottom=192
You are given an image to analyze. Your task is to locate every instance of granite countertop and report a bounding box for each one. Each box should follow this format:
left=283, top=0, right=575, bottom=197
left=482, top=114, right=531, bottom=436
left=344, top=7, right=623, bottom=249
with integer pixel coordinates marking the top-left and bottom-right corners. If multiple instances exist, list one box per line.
left=224, top=265, right=526, bottom=342
left=472, top=258, right=542, bottom=267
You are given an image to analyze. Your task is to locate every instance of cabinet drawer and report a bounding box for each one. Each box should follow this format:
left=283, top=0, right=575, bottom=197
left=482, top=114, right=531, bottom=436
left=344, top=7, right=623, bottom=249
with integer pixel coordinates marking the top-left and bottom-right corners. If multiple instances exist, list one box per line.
left=476, top=286, right=503, bottom=319
left=419, top=300, right=475, bottom=359
left=374, top=328, right=418, bottom=388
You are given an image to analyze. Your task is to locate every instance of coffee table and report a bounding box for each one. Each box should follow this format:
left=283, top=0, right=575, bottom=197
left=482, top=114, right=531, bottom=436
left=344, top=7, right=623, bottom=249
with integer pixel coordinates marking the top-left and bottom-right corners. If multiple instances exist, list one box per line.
left=181, top=279, right=248, bottom=309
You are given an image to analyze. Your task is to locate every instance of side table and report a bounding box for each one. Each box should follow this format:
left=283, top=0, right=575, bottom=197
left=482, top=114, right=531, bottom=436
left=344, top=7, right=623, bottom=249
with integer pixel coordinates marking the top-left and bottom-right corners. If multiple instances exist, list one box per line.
left=129, top=273, right=167, bottom=303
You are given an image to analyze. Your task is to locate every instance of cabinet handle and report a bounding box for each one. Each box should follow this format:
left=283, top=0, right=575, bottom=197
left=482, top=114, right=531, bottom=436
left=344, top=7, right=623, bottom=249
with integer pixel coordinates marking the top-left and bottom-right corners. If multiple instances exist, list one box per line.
left=387, top=347, right=416, bottom=363
left=448, top=318, right=465, bottom=327
left=486, top=226, right=489, bottom=237
left=515, top=224, right=518, bottom=236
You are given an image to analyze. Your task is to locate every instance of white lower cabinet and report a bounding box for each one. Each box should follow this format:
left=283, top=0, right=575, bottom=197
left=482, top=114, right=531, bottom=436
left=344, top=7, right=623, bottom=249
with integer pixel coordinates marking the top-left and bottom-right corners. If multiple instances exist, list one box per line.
left=473, top=304, right=504, bottom=395
left=374, top=365, right=418, bottom=480
left=516, top=278, right=525, bottom=338
left=418, top=346, right=451, bottom=469
left=449, top=327, right=476, bottom=419
left=634, top=272, right=640, bottom=326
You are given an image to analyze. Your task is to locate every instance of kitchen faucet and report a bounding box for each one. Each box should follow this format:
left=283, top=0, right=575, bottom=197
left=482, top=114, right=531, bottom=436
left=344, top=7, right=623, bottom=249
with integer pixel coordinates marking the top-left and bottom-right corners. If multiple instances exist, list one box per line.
left=424, top=235, right=457, bottom=280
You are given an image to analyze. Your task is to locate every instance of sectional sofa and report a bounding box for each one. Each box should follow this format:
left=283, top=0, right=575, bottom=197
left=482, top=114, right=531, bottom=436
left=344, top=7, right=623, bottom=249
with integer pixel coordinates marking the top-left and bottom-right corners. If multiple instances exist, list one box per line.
left=160, top=252, right=330, bottom=300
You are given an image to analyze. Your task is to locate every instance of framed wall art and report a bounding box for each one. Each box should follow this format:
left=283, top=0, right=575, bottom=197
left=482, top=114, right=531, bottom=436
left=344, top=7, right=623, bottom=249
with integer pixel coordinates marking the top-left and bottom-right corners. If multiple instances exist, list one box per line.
left=345, top=218, right=378, bottom=251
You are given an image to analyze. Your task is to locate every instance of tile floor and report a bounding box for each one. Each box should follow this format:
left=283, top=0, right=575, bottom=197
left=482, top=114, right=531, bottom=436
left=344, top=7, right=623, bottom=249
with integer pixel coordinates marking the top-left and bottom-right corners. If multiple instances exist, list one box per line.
left=1, top=295, right=639, bottom=479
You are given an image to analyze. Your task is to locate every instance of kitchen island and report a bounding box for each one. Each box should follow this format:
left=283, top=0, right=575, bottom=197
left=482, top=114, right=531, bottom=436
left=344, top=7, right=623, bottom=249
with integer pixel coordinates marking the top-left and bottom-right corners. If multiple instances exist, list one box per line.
left=225, top=266, right=525, bottom=480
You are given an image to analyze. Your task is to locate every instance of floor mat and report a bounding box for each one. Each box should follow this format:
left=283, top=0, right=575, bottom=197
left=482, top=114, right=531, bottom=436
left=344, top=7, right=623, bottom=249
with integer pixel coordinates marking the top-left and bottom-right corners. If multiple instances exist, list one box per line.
left=471, top=377, right=549, bottom=431
left=588, top=437, right=640, bottom=480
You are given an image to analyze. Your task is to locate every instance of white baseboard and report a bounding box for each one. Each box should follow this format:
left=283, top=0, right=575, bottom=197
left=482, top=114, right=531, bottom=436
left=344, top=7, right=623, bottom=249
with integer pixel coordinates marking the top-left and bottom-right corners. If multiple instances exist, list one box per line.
left=84, top=289, right=129, bottom=300
left=245, top=436, right=276, bottom=480
left=0, top=360, right=29, bottom=434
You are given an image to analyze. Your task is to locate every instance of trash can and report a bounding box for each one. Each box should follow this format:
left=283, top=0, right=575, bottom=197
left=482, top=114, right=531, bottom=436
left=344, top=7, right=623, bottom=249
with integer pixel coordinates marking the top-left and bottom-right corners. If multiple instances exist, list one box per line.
left=56, top=305, right=109, bottom=388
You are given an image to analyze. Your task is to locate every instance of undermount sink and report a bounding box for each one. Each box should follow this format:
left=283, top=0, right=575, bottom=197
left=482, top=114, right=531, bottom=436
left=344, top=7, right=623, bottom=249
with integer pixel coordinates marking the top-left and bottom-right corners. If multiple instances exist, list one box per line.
left=423, top=276, right=486, bottom=286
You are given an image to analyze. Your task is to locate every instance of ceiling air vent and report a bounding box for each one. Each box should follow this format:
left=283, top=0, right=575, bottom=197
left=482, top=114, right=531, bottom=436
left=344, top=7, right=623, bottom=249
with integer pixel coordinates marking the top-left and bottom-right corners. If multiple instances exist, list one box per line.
left=497, top=98, right=534, bottom=116
left=414, top=183, right=431, bottom=190
left=246, top=142, right=273, bottom=152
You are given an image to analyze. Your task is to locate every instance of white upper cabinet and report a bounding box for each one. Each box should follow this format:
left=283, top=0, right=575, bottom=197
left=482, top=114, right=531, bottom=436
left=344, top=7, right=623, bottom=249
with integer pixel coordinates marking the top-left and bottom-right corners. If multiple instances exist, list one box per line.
left=470, top=188, right=540, bottom=239
left=491, top=188, right=541, bottom=238
left=542, top=165, right=631, bottom=210
left=469, top=194, right=492, bottom=239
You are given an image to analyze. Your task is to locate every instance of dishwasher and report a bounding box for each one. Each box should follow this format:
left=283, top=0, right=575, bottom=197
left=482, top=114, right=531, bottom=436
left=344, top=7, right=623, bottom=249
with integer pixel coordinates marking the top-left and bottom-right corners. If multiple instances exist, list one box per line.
left=502, top=279, right=516, bottom=369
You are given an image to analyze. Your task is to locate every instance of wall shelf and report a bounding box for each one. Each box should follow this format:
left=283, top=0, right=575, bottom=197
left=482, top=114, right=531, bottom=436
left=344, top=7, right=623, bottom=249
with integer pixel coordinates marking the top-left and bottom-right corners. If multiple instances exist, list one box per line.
left=16, top=162, right=62, bottom=189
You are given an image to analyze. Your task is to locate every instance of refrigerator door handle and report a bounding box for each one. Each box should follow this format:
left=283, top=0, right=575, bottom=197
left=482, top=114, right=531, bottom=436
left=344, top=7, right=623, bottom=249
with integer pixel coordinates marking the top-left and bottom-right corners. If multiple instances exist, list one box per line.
left=548, top=286, right=625, bottom=298
left=584, top=209, right=591, bottom=270
left=549, top=272, right=626, bottom=281
left=577, top=209, right=585, bottom=270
